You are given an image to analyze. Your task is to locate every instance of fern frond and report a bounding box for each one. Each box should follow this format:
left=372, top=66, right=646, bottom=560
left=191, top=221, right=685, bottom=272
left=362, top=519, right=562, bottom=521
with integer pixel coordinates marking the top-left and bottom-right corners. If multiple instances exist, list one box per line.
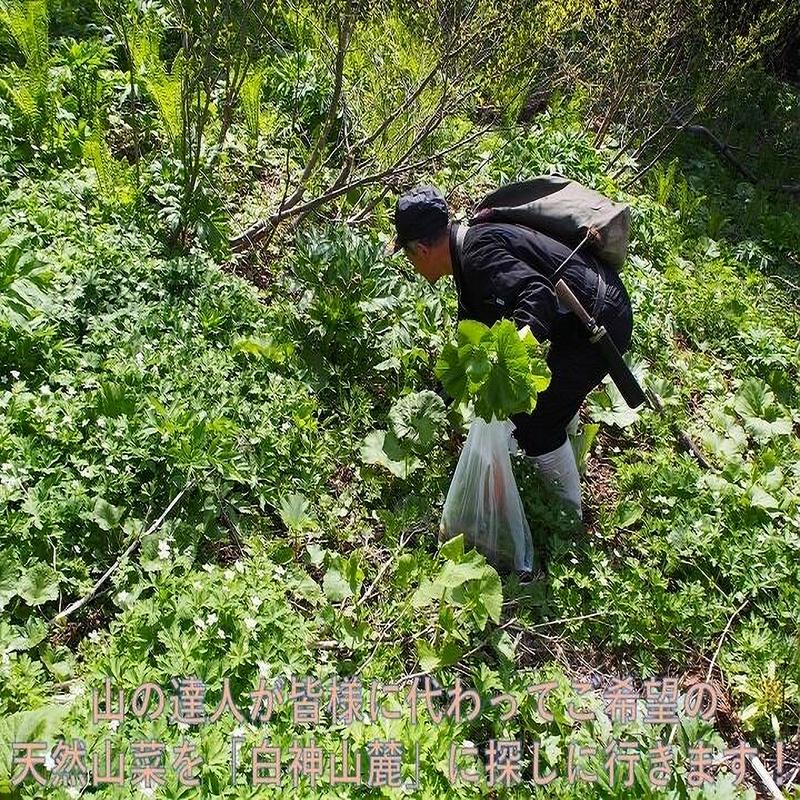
left=240, top=66, right=264, bottom=141
left=0, top=0, right=49, bottom=70
left=83, top=132, right=137, bottom=206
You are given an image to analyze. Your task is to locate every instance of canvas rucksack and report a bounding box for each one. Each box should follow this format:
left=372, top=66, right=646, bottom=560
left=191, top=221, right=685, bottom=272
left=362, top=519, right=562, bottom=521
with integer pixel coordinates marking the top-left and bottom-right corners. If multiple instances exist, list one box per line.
left=468, top=173, right=631, bottom=269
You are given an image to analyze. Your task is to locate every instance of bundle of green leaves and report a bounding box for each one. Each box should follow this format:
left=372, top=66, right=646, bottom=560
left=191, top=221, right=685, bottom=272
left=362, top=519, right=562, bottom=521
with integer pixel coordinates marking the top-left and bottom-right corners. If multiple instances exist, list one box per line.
left=435, top=319, right=551, bottom=421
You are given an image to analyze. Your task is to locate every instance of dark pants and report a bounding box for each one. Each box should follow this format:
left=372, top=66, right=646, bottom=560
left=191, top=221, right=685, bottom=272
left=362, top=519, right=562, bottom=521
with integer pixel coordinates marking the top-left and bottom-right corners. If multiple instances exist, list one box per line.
left=512, top=266, right=633, bottom=456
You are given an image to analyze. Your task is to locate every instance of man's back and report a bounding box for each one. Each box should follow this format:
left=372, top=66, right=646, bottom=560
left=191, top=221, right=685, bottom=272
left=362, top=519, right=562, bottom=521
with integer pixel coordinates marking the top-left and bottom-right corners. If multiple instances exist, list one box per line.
left=450, top=221, right=606, bottom=342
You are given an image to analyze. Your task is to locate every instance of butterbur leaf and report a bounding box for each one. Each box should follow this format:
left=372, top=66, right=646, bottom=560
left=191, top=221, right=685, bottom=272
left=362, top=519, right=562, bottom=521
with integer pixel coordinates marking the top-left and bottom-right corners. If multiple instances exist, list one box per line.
left=734, top=378, right=773, bottom=419
left=8, top=617, right=48, bottom=652
left=344, top=553, right=364, bottom=597
left=439, top=533, right=466, bottom=561
left=588, top=380, right=639, bottom=428
left=435, top=341, right=469, bottom=403
left=360, top=430, right=420, bottom=478
left=613, top=501, right=644, bottom=528
left=411, top=578, right=443, bottom=608
left=458, top=319, right=488, bottom=345
left=322, top=568, right=352, bottom=602
left=417, top=640, right=441, bottom=672
left=91, top=497, right=123, bottom=531
left=748, top=485, right=780, bottom=510
left=0, top=706, right=68, bottom=791
left=306, top=543, right=326, bottom=566
left=435, top=319, right=551, bottom=421
left=570, top=422, right=599, bottom=474
left=437, top=560, right=487, bottom=588
left=478, top=571, right=502, bottom=625
left=733, top=378, right=792, bottom=440
left=388, top=390, right=446, bottom=452
left=18, top=563, right=60, bottom=606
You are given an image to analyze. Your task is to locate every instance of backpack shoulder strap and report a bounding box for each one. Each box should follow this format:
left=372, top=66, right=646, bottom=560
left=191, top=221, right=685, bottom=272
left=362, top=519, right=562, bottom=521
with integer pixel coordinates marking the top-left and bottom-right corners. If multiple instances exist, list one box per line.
left=454, top=222, right=467, bottom=258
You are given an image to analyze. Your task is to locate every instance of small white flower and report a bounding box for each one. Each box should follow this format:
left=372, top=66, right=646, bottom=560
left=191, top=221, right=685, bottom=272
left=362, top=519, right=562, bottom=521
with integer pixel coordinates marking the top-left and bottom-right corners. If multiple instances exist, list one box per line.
left=138, top=780, right=155, bottom=797
left=244, top=616, right=257, bottom=632
left=88, top=630, right=102, bottom=643
left=109, top=718, right=120, bottom=732
left=40, top=384, right=52, bottom=395
left=231, top=725, right=246, bottom=739
left=257, top=661, right=271, bottom=678
left=462, top=739, right=475, bottom=749
left=117, top=590, right=130, bottom=605
left=65, top=787, right=81, bottom=799
left=43, top=749, right=56, bottom=769
left=234, top=561, right=245, bottom=574
left=194, top=616, right=206, bottom=630
left=206, top=612, right=218, bottom=626
left=217, top=627, right=226, bottom=639
left=203, top=564, right=215, bottom=573
left=362, top=713, right=371, bottom=725
left=223, top=568, right=234, bottom=581
left=250, top=594, right=262, bottom=609
left=157, top=539, right=172, bottom=561
left=274, top=565, right=285, bottom=576
left=68, top=681, right=85, bottom=698
left=10, top=370, right=20, bottom=380
left=176, top=721, right=189, bottom=732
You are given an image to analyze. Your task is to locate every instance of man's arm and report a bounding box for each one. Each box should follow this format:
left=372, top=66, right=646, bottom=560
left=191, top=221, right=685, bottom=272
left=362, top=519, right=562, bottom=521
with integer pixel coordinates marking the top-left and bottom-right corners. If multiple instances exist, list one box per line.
left=464, top=229, right=558, bottom=342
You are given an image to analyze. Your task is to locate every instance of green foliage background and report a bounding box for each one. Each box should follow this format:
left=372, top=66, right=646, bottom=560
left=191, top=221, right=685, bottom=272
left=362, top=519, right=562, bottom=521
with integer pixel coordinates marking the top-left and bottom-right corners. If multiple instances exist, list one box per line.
left=0, top=0, right=799, bottom=797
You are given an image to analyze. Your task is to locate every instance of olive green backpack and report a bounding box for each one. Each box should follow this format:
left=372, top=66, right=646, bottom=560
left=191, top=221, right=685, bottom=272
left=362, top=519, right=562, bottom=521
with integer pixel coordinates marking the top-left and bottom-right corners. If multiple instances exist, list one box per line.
left=469, top=173, right=631, bottom=269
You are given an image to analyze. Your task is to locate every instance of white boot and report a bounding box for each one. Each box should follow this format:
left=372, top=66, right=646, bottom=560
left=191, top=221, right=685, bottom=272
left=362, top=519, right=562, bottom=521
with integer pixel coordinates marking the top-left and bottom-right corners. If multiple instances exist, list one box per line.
left=528, top=438, right=582, bottom=518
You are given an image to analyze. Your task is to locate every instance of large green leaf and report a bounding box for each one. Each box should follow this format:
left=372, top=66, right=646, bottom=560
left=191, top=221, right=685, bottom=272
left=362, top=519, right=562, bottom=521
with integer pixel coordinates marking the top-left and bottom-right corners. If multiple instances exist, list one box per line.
left=322, top=567, right=352, bottom=602
left=388, top=390, right=446, bottom=452
left=18, top=562, right=59, bottom=606
left=435, top=319, right=550, bottom=421
left=416, top=640, right=463, bottom=672
left=733, top=378, right=793, bottom=441
left=278, top=492, right=314, bottom=531
left=0, top=706, right=68, bottom=793
left=90, top=497, right=123, bottom=531
left=588, top=380, right=639, bottom=428
left=360, top=430, right=420, bottom=478
left=734, top=378, right=773, bottom=419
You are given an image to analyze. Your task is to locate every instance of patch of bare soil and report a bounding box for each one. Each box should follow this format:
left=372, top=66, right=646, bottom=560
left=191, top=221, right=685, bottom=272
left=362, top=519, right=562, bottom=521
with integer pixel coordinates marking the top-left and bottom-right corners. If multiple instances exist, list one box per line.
left=582, top=451, right=618, bottom=534
left=221, top=251, right=275, bottom=291
left=49, top=604, right=110, bottom=650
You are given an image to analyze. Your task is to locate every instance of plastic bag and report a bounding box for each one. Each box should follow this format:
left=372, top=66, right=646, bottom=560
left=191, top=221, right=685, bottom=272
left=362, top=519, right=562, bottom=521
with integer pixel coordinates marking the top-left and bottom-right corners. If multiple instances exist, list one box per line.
left=440, top=416, right=533, bottom=573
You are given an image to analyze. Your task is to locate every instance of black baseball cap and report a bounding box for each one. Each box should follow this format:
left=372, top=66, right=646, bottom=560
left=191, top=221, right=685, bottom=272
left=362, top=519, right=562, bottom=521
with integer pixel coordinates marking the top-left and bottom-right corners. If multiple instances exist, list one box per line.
left=392, top=185, right=449, bottom=253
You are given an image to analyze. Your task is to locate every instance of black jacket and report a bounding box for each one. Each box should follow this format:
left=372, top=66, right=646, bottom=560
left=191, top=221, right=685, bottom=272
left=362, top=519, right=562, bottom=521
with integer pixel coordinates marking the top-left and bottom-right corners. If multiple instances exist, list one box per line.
left=449, top=221, right=609, bottom=343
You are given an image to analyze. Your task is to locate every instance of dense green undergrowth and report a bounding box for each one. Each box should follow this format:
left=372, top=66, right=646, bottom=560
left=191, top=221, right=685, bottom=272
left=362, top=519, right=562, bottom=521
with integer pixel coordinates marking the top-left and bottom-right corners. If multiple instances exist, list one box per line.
left=2, top=112, right=800, bottom=795
left=1, top=2, right=800, bottom=796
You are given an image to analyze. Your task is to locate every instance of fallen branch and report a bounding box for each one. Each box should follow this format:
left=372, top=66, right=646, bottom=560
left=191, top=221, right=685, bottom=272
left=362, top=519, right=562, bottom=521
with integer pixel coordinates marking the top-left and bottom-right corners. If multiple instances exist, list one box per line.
left=51, top=481, right=196, bottom=626
left=680, top=123, right=757, bottom=183
left=359, top=527, right=414, bottom=607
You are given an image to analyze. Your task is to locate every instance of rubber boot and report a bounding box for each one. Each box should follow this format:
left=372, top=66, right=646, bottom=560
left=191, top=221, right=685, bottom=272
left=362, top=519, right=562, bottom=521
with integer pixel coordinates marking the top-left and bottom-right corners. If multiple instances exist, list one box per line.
left=528, top=438, right=582, bottom=519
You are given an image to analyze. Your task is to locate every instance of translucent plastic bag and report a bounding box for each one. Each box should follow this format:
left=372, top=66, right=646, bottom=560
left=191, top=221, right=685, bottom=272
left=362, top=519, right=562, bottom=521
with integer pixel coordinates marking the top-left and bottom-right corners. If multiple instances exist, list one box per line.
left=440, top=416, right=533, bottom=573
